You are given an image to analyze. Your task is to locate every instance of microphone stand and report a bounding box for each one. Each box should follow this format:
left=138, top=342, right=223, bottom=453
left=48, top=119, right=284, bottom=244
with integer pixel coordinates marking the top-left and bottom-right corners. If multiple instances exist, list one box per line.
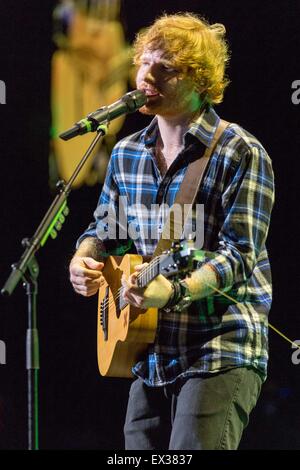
left=1, top=124, right=108, bottom=450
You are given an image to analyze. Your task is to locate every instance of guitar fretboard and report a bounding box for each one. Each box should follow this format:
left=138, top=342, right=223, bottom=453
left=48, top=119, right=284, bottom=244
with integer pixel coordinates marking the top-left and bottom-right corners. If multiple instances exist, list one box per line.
left=136, top=256, right=161, bottom=288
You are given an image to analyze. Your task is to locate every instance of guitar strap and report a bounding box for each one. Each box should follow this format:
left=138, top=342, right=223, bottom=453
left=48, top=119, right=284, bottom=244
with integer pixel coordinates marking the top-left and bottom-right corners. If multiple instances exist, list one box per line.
left=153, top=119, right=230, bottom=257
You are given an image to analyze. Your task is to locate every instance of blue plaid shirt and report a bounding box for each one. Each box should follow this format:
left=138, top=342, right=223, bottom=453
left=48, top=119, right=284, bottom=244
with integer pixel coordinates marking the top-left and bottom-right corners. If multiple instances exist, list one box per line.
left=78, top=106, right=275, bottom=385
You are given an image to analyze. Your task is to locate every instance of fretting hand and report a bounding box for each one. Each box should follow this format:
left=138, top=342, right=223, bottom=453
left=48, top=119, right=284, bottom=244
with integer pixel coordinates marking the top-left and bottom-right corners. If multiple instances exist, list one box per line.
left=121, top=263, right=174, bottom=309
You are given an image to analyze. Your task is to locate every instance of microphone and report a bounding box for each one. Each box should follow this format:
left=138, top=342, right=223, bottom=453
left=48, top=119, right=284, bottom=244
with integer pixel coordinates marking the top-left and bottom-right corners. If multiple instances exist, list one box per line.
left=59, top=89, right=147, bottom=141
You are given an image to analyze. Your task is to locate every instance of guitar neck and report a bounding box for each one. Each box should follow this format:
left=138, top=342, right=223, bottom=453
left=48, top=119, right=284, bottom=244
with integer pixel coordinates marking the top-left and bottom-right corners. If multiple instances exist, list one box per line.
left=136, top=256, right=161, bottom=289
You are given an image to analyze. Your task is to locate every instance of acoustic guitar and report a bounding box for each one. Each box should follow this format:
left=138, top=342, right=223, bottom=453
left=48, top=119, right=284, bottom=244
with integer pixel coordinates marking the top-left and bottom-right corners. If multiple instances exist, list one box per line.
left=97, top=242, right=201, bottom=377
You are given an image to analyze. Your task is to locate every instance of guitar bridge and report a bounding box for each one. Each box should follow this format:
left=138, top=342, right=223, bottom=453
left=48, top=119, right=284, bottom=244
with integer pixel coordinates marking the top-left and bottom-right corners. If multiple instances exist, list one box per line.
left=100, top=286, right=109, bottom=341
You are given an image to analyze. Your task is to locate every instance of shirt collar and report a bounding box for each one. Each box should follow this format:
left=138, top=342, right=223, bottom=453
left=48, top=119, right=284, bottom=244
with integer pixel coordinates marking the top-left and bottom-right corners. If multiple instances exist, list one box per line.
left=140, top=106, right=221, bottom=149
left=142, top=117, right=159, bottom=147
left=188, top=106, right=220, bottom=148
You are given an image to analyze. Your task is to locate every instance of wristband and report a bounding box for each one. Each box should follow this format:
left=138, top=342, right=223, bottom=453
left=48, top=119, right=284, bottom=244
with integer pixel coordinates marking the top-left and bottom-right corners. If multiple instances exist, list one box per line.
left=162, top=279, right=192, bottom=312
left=162, top=280, right=181, bottom=310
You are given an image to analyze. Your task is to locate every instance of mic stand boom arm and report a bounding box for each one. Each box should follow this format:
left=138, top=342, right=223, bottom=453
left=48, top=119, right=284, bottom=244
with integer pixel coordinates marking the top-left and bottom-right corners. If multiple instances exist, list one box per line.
left=1, top=125, right=107, bottom=450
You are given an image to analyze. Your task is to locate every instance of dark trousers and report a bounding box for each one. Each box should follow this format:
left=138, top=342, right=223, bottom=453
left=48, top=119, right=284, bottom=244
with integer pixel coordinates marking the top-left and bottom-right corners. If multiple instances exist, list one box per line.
left=124, top=367, right=263, bottom=450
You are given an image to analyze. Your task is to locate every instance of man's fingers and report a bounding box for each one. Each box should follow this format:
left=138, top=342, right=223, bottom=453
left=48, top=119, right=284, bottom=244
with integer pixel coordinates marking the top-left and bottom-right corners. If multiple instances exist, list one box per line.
left=121, top=273, right=139, bottom=289
left=131, top=273, right=138, bottom=284
left=70, top=256, right=104, bottom=278
left=82, top=257, right=104, bottom=270
left=71, top=267, right=102, bottom=279
left=71, top=277, right=104, bottom=288
left=69, top=256, right=106, bottom=297
left=123, top=290, right=144, bottom=308
left=134, top=263, right=149, bottom=271
left=73, top=283, right=100, bottom=297
left=121, top=274, right=135, bottom=289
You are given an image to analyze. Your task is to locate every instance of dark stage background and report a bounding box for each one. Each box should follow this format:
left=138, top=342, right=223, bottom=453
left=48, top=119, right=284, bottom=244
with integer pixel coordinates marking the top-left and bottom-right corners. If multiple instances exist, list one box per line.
left=0, top=0, right=300, bottom=450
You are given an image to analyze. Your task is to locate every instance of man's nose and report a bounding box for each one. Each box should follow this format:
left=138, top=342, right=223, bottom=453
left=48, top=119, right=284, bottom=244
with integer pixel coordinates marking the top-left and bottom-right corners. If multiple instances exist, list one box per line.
left=144, top=68, right=155, bottom=83
left=143, top=63, right=158, bottom=83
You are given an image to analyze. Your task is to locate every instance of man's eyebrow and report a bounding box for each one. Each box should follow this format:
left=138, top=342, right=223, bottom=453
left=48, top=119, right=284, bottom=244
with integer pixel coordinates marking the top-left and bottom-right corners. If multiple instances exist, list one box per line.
left=143, top=59, right=177, bottom=70
left=160, top=59, right=176, bottom=67
left=140, top=54, right=175, bottom=66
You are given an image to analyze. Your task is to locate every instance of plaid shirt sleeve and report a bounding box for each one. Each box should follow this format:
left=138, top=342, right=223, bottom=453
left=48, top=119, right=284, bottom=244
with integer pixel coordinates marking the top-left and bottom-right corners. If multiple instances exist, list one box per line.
left=76, top=152, right=132, bottom=255
left=204, top=143, right=275, bottom=292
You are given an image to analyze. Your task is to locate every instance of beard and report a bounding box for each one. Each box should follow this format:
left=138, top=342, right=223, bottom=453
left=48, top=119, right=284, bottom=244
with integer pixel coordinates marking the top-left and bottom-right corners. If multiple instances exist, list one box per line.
left=138, top=94, right=164, bottom=116
left=138, top=104, right=156, bottom=116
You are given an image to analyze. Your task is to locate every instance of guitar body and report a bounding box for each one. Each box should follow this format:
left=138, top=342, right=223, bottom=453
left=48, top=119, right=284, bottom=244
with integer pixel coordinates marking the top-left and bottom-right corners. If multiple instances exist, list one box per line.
left=97, top=254, right=158, bottom=378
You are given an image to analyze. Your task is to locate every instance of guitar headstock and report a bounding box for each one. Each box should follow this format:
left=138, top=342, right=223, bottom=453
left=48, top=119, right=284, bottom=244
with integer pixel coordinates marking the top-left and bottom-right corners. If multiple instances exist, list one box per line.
left=159, top=240, right=204, bottom=279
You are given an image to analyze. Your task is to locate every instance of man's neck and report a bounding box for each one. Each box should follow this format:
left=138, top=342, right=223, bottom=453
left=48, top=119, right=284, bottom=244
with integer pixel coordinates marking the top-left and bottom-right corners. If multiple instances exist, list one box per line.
left=157, top=114, right=190, bottom=152
left=156, top=108, right=203, bottom=162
